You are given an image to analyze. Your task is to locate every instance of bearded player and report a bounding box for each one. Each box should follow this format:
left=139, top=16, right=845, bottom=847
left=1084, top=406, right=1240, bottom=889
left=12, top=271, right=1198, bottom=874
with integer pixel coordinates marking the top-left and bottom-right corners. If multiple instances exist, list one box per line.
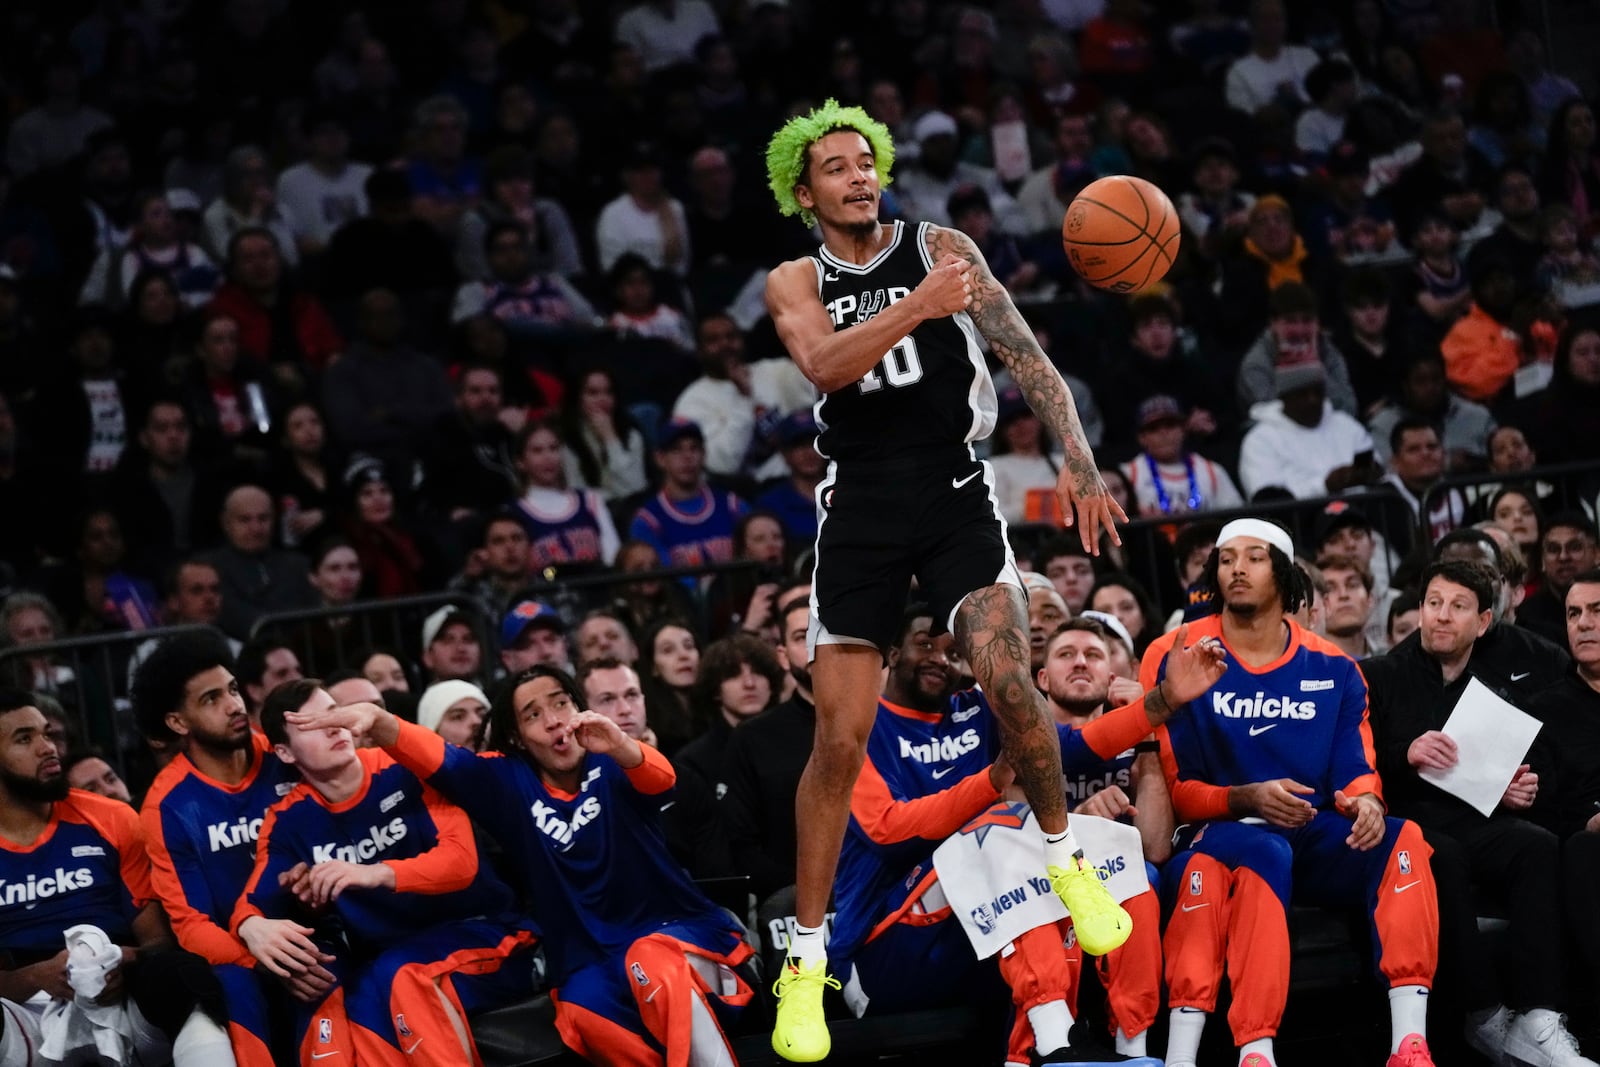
left=763, top=100, right=1129, bottom=1061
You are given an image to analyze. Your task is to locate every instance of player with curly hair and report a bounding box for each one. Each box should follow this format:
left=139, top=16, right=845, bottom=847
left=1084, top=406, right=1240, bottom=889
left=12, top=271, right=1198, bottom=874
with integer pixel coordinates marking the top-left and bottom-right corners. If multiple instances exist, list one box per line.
left=762, top=99, right=1130, bottom=1062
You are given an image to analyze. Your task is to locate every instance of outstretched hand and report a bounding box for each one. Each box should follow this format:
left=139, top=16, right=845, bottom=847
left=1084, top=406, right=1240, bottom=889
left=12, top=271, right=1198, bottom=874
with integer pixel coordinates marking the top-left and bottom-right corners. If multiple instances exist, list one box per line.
left=1055, top=464, right=1127, bottom=552
left=1160, top=626, right=1228, bottom=707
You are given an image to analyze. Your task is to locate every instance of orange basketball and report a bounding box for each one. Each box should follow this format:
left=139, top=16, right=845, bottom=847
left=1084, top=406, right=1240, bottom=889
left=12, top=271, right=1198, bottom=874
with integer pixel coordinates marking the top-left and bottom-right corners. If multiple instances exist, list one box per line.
left=1061, top=175, right=1181, bottom=294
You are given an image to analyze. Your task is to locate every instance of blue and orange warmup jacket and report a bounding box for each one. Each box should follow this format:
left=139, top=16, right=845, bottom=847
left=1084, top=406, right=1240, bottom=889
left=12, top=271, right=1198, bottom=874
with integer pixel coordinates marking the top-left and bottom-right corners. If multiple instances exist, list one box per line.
left=830, top=689, right=1156, bottom=967
left=0, top=790, right=151, bottom=963
left=233, top=749, right=520, bottom=955
left=1141, top=616, right=1383, bottom=821
left=383, top=721, right=727, bottom=985
left=140, top=734, right=298, bottom=965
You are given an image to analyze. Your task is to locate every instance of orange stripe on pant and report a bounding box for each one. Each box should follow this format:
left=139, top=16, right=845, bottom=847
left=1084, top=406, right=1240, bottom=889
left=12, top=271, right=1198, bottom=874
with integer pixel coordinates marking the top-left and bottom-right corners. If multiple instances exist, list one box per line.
left=352, top=929, right=539, bottom=1067
left=553, top=935, right=752, bottom=1067
left=296, top=986, right=356, bottom=1066
left=1095, top=887, right=1161, bottom=1038
left=552, top=997, right=663, bottom=1067
left=998, top=919, right=1082, bottom=1066
left=1374, top=820, right=1438, bottom=989
left=1163, top=854, right=1288, bottom=1044
left=226, top=1021, right=275, bottom=1067
left=625, top=933, right=748, bottom=1067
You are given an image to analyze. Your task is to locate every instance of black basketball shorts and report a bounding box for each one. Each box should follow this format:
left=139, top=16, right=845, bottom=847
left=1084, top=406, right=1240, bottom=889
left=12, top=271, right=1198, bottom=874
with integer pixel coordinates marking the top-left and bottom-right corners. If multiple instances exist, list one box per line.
left=807, top=448, right=1023, bottom=657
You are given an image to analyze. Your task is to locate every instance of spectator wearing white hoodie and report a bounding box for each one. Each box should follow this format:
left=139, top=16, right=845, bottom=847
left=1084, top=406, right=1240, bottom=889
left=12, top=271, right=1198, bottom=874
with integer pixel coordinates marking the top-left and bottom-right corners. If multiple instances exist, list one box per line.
left=1238, top=362, right=1384, bottom=500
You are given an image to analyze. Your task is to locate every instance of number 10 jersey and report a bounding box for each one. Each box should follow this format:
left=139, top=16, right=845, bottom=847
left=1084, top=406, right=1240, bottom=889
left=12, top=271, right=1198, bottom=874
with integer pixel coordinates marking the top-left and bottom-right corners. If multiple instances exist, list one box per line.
left=810, top=220, right=998, bottom=463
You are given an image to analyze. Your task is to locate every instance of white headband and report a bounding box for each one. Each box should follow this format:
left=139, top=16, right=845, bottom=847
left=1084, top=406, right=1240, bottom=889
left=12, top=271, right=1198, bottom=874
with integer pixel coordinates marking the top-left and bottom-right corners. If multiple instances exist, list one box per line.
left=1079, top=610, right=1135, bottom=656
left=1217, top=518, right=1294, bottom=560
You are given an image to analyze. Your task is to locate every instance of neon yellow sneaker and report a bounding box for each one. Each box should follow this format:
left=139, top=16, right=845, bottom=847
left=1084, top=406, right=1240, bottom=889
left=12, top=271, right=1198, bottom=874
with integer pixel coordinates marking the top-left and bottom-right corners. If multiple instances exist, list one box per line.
left=771, top=959, right=839, bottom=1062
left=1049, top=857, right=1132, bottom=956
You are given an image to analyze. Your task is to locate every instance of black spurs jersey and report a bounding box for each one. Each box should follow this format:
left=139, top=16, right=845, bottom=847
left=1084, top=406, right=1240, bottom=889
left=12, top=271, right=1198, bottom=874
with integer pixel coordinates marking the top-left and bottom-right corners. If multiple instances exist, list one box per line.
left=810, top=220, right=997, bottom=462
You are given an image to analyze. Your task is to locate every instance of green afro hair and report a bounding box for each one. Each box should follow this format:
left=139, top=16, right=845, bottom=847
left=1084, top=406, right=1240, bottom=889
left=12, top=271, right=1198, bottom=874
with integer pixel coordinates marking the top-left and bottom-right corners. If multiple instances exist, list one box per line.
left=766, top=99, right=895, bottom=228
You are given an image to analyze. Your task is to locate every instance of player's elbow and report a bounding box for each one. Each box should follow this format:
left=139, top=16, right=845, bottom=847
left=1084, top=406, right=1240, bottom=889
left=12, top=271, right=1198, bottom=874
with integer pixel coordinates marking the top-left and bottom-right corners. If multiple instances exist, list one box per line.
left=794, top=350, right=847, bottom=393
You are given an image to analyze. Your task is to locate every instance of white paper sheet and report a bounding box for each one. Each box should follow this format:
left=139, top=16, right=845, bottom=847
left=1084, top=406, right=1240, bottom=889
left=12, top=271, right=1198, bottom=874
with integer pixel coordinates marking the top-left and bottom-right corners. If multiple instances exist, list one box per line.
left=1417, top=676, right=1542, bottom=817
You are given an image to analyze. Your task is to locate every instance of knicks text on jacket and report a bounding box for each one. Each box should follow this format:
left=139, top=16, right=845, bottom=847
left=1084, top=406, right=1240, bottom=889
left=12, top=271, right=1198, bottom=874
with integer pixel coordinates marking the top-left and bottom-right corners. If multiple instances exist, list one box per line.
left=208, top=815, right=264, bottom=852
left=1065, top=767, right=1132, bottom=804
left=1210, top=692, right=1318, bottom=720
left=899, top=729, right=982, bottom=764
left=531, top=795, right=601, bottom=850
left=0, top=867, right=95, bottom=906
left=311, top=817, right=409, bottom=864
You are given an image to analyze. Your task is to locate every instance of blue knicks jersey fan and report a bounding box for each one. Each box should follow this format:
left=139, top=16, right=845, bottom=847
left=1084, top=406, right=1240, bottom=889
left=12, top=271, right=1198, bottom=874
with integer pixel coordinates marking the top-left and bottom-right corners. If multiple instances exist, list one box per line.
left=813, top=220, right=996, bottom=461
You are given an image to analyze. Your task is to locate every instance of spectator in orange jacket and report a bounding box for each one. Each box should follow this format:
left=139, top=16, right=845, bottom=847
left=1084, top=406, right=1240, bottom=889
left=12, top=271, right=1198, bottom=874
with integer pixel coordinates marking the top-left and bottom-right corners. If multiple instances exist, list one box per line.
left=1441, top=258, right=1522, bottom=402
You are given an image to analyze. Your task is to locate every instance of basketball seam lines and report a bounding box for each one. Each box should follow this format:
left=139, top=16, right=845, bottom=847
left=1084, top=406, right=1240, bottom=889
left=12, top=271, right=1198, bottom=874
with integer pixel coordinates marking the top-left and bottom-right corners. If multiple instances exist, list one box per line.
left=1066, top=195, right=1176, bottom=283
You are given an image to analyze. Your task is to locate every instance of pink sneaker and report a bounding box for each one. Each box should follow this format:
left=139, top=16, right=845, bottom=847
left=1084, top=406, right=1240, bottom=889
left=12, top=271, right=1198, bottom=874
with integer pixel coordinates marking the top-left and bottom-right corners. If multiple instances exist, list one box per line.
left=1386, top=1033, right=1435, bottom=1067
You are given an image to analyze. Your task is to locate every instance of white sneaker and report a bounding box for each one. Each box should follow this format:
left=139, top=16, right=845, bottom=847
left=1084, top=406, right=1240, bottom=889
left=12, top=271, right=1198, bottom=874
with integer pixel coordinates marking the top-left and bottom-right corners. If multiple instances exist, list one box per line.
left=1504, top=1010, right=1598, bottom=1067
left=1467, top=1005, right=1513, bottom=1065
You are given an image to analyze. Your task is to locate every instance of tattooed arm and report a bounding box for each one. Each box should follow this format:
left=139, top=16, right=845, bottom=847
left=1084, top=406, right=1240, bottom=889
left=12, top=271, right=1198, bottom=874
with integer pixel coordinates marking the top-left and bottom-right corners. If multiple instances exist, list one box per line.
left=926, top=224, right=1126, bottom=550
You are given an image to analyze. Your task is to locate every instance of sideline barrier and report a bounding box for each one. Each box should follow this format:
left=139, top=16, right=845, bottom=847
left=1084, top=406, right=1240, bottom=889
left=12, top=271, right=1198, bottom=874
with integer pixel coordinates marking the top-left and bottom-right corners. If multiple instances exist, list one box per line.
left=0, top=560, right=766, bottom=776
left=0, top=624, right=218, bottom=773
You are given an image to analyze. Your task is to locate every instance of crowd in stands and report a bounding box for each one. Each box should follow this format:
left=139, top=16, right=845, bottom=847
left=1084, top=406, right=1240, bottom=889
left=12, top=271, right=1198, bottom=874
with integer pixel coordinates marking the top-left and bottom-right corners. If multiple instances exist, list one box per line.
left=1, top=0, right=1600, bottom=1063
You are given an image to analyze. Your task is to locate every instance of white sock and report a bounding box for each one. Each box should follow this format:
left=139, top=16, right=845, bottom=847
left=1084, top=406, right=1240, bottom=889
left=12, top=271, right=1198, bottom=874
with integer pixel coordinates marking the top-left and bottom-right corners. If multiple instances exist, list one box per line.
left=789, top=923, right=827, bottom=967
left=1043, top=827, right=1082, bottom=870
left=173, top=1010, right=236, bottom=1067
left=1116, top=1027, right=1146, bottom=1056
left=1388, top=985, right=1429, bottom=1051
left=1027, top=1000, right=1074, bottom=1052
left=1166, top=1006, right=1207, bottom=1067
left=1240, top=1037, right=1274, bottom=1064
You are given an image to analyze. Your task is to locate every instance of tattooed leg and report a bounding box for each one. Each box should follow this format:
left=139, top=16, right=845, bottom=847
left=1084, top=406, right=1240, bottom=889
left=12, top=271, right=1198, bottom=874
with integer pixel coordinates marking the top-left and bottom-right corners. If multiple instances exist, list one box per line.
left=954, top=583, right=1068, bottom=833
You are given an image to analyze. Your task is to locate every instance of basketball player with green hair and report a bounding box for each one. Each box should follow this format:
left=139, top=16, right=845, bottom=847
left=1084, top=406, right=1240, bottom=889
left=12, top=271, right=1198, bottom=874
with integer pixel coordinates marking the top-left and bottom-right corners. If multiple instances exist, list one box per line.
left=763, top=99, right=1133, bottom=1063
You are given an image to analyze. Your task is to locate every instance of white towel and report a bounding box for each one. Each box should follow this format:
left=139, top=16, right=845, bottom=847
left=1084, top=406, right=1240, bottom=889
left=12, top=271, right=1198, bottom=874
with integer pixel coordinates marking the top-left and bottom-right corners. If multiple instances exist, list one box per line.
left=37, top=924, right=137, bottom=1062
left=932, top=802, right=1148, bottom=959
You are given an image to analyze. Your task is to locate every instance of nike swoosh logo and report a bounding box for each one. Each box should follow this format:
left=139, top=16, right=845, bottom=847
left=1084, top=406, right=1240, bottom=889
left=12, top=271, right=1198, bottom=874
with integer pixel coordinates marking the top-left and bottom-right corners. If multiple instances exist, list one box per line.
left=952, top=471, right=981, bottom=489
left=1247, top=723, right=1278, bottom=736
left=1180, top=902, right=1210, bottom=912
left=645, top=987, right=660, bottom=1003
left=824, top=272, right=840, bottom=281
left=1393, top=881, right=1421, bottom=893
left=404, top=1040, right=422, bottom=1054
left=310, top=1054, right=341, bottom=1061
left=1511, top=672, right=1530, bottom=681
left=930, top=767, right=955, bottom=780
